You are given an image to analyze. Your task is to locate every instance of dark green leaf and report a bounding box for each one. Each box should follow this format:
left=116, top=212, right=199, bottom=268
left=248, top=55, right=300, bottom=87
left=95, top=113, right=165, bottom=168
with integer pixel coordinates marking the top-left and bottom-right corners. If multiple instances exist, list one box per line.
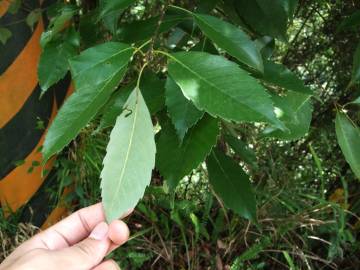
left=156, top=115, right=219, bottom=190
left=263, top=92, right=312, bottom=140
left=335, top=112, right=360, bottom=180
left=139, top=70, right=166, bottom=114
left=40, top=5, right=77, bottom=47
left=225, top=135, right=258, bottom=169
left=255, top=36, right=275, bottom=59
left=206, top=149, right=256, bottom=220
left=99, top=0, right=135, bottom=19
left=262, top=60, right=313, bottom=95
left=337, top=10, right=360, bottom=32
left=98, top=82, right=135, bottom=130
left=194, top=13, right=263, bottom=72
left=0, top=27, right=12, bottom=45
left=196, top=0, right=219, bottom=13
left=167, top=51, right=284, bottom=129
left=165, top=77, right=204, bottom=142
left=43, top=42, right=133, bottom=162
left=38, top=40, right=77, bottom=93
left=235, top=0, right=290, bottom=41
left=351, top=42, right=360, bottom=83
left=8, top=0, right=21, bottom=14
left=101, top=88, right=156, bottom=222
left=117, top=14, right=185, bottom=43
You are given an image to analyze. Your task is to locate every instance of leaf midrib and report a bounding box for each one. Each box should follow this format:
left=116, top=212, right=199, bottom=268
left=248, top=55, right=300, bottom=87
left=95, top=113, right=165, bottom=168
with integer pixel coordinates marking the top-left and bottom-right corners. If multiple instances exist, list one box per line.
left=108, top=89, right=140, bottom=214
left=169, top=53, right=272, bottom=123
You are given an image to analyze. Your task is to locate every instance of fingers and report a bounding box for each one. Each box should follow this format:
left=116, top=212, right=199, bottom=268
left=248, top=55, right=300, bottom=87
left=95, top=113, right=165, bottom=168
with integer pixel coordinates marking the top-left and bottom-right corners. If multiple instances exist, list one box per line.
left=109, top=220, right=130, bottom=245
left=107, top=220, right=130, bottom=254
left=93, top=260, right=120, bottom=270
left=25, top=203, right=133, bottom=252
left=53, top=222, right=111, bottom=270
left=5, top=203, right=133, bottom=264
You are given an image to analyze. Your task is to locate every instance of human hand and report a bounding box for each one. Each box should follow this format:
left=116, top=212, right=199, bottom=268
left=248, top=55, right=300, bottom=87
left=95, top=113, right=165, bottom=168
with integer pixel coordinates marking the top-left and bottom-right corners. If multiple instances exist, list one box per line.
left=0, top=203, right=130, bottom=270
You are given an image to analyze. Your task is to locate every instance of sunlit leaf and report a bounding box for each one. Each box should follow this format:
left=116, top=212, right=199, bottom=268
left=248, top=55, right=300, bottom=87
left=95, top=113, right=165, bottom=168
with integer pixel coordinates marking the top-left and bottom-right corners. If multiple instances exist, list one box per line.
left=167, top=51, right=285, bottom=129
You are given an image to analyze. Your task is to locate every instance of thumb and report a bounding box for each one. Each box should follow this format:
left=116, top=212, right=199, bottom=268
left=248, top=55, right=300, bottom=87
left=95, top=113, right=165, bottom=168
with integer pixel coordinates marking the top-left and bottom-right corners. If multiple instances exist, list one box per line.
left=54, top=222, right=111, bottom=270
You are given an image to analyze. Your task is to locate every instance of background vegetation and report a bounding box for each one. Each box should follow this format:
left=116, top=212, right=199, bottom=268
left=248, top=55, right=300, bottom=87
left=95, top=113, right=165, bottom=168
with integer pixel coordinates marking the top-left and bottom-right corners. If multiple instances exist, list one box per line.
left=1, top=0, right=360, bottom=269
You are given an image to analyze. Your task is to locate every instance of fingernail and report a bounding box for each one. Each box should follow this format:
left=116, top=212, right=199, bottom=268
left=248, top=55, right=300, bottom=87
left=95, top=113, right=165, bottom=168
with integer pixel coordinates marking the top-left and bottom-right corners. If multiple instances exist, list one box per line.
left=89, top=222, right=109, bottom=240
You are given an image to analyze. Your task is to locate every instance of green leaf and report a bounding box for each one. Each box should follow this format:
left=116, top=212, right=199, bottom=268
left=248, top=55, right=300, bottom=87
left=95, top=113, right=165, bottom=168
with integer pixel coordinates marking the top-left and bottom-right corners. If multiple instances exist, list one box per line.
left=335, top=112, right=360, bottom=180
left=8, top=0, right=21, bottom=14
left=263, top=92, right=312, bottom=140
left=206, top=149, right=256, bottom=220
left=40, top=5, right=77, bottom=47
left=167, top=51, right=284, bottom=129
left=43, top=42, right=133, bottom=162
left=194, top=13, right=263, bottom=72
left=156, top=115, right=219, bottom=190
left=0, top=27, right=12, bottom=45
left=351, top=42, right=360, bottom=84
left=139, top=71, right=166, bottom=114
left=98, top=82, right=135, bottom=130
left=38, top=40, right=77, bottom=93
left=117, top=14, right=185, bottom=43
left=165, top=77, right=204, bottom=142
left=262, top=60, right=313, bottom=95
left=350, top=96, right=360, bottom=105
left=224, top=135, right=258, bottom=170
left=101, top=88, right=156, bottom=222
left=99, top=0, right=135, bottom=19
left=337, top=10, right=360, bottom=32
left=26, top=8, right=42, bottom=30
left=234, top=0, right=290, bottom=41
left=196, top=0, right=219, bottom=13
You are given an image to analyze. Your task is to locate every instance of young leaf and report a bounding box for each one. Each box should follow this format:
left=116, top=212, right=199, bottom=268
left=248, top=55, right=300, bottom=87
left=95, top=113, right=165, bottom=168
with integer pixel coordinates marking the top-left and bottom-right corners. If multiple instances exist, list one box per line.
left=98, top=82, right=135, bottom=131
left=167, top=51, right=284, bottom=129
left=262, top=60, right=313, bottom=95
left=0, top=27, right=12, bottom=45
left=262, top=92, right=313, bottom=140
left=26, top=8, right=41, bottom=30
left=101, top=88, right=156, bottom=222
left=43, top=42, right=133, bottom=162
left=193, top=13, right=263, bottom=72
left=165, top=76, right=204, bottom=142
left=335, top=112, right=360, bottom=180
left=206, top=149, right=256, bottom=220
left=156, top=115, right=219, bottom=190
left=38, top=40, right=77, bottom=93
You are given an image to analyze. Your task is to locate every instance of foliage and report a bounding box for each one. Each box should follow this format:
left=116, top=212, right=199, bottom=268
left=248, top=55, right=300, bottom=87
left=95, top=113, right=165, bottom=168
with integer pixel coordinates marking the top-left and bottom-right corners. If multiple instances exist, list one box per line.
left=2, top=0, right=360, bottom=268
